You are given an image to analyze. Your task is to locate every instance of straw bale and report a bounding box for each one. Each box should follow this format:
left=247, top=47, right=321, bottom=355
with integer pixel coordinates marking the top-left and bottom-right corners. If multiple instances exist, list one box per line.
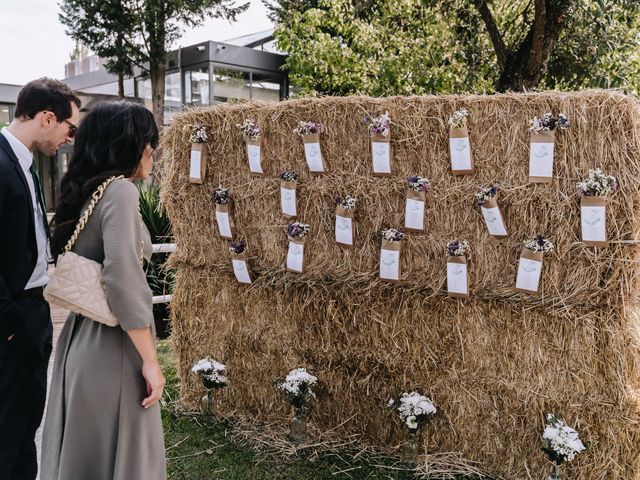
left=160, top=91, right=640, bottom=479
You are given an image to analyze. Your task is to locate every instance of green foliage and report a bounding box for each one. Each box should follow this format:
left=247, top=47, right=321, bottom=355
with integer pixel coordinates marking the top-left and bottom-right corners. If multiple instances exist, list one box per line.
left=271, top=0, right=640, bottom=95
left=543, top=0, right=640, bottom=92
left=59, top=0, right=138, bottom=83
left=138, top=181, right=174, bottom=338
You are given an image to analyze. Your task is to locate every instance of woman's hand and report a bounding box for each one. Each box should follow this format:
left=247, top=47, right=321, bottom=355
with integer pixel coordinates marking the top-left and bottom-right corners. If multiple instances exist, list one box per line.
left=141, top=359, right=165, bottom=409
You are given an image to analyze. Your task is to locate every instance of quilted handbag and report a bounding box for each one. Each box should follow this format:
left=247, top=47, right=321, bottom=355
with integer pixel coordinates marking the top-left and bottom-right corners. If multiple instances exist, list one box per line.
left=44, top=175, right=143, bottom=327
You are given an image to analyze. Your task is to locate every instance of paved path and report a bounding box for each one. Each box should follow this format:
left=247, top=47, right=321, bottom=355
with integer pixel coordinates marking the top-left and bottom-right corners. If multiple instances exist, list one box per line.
left=35, top=304, right=69, bottom=479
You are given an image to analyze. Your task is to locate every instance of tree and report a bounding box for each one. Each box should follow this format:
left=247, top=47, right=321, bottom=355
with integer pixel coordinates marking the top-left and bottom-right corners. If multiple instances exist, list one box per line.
left=269, top=0, right=640, bottom=95
left=271, top=0, right=491, bottom=96
left=60, top=0, right=139, bottom=98
left=61, top=0, right=249, bottom=126
left=129, top=0, right=248, bottom=127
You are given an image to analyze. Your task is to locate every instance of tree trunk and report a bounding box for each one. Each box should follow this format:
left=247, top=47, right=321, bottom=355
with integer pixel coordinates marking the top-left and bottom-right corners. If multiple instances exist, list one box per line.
left=474, top=0, right=573, bottom=92
left=150, top=61, right=165, bottom=129
left=118, top=73, right=125, bottom=98
left=495, top=0, right=572, bottom=91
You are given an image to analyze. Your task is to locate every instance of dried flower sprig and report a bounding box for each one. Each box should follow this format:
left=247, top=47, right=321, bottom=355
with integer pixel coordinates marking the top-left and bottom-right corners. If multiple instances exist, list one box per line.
left=293, top=121, right=324, bottom=136
left=524, top=235, right=554, bottom=253
left=381, top=228, right=406, bottom=242
left=236, top=118, right=262, bottom=141
left=229, top=241, right=245, bottom=254
left=287, top=222, right=311, bottom=238
left=474, top=185, right=499, bottom=206
left=446, top=240, right=471, bottom=257
left=212, top=187, right=230, bottom=205
left=335, top=195, right=357, bottom=210
left=448, top=109, right=469, bottom=129
left=365, top=111, right=391, bottom=136
left=576, top=169, right=618, bottom=197
left=190, top=123, right=209, bottom=144
left=530, top=113, right=570, bottom=134
left=280, top=170, right=299, bottom=182
left=542, top=414, right=586, bottom=465
left=191, top=357, right=227, bottom=390
left=387, top=392, right=437, bottom=431
left=407, top=175, right=431, bottom=193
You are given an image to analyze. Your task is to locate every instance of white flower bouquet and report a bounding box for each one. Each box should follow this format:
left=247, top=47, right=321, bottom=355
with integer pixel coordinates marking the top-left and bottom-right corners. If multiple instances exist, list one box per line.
left=191, top=357, right=228, bottom=390
left=278, top=368, right=318, bottom=408
left=389, top=392, right=437, bottom=431
left=542, top=414, right=586, bottom=465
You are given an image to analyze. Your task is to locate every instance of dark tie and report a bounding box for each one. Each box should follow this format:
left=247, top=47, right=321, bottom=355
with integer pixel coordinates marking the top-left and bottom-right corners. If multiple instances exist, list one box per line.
left=29, top=165, right=51, bottom=239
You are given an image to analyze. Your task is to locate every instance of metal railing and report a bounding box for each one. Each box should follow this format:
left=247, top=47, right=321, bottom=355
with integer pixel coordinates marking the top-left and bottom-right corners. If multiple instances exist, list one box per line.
left=151, top=243, right=176, bottom=304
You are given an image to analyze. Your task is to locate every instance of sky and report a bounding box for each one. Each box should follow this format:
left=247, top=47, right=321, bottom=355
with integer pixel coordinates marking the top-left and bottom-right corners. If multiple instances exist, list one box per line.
left=0, top=0, right=275, bottom=86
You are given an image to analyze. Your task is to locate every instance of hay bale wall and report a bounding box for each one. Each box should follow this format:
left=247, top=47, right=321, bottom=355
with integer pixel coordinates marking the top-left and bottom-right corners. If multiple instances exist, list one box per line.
left=160, top=91, right=640, bottom=479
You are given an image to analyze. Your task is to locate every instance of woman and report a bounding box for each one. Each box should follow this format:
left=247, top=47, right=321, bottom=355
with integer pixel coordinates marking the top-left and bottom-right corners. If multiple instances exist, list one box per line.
left=42, top=101, right=166, bottom=480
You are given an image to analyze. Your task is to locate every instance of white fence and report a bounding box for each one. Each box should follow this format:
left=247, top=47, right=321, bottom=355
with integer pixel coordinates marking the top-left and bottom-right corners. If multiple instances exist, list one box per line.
left=151, top=243, right=175, bottom=304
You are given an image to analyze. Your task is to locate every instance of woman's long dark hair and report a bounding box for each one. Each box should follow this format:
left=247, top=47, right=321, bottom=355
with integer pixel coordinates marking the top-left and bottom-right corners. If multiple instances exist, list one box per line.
left=50, top=101, right=159, bottom=260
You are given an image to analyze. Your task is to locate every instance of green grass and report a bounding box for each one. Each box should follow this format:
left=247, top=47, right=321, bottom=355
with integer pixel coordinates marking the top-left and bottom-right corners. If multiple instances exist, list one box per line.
left=158, top=340, right=475, bottom=480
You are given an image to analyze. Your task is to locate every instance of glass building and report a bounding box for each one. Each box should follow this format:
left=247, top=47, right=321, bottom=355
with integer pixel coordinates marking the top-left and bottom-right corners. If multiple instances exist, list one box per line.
left=1, top=33, right=288, bottom=212
left=63, top=33, right=289, bottom=125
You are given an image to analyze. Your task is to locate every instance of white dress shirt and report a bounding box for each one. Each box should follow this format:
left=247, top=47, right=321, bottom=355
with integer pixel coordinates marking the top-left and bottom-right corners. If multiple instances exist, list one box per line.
left=1, top=127, right=49, bottom=289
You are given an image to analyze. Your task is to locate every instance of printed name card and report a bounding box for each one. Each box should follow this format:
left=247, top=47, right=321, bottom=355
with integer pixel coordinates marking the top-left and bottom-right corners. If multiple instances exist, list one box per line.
left=515, top=248, right=543, bottom=294
left=302, top=133, right=326, bottom=174
left=447, top=256, right=469, bottom=298
left=371, top=132, right=392, bottom=176
left=404, top=190, right=426, bottom=232
left=189, top=144, right=206, bottom=184
left=280, top=182, right=297, bottom=218
left=215, top=205, right=233, bottom=239
left=529, top=131, right=555, bottom=183
left=379, top=239, right=402, bottom=282
left=246, top=140, right=264, bottom=175
left=230, top=253, right=252, bottom=284
left=581, top=196, right=607, bottom=247
left=449, top=127, right=473, bottom=175
left=335, top=206, right=354, bottom=247
left=286, top=238, right=305, bottom=273
left=480, top=197, right=508, bottom=237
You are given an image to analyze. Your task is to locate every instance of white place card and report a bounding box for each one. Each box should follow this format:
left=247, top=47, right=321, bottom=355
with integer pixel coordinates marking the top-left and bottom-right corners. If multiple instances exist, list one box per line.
left=447, top=262, right=468, bottom=295
left=372, top=142, right=391, bottom=174
left=280, top=187, right=297, bottom=217
left=516, top=258, right=542, bottom=292
left=232, top=259, right=252, bottom=284
left=335, top=215, right=353, bottom=245
left=215, top=211, right=232, bottom=238
left=481, top=206, right=507, bottom=236
left=287, top=241, right=304, bottom=272
left=529, top=142, right=555, bottom=178
left=189, top=150, right=202, bottom=179
left=379, top=249, right=400, bottom=280
left=247, top=144, right=263, bottom=173
left=404, top=198, right=425, bottom=230
left=304, top=142, right=324, bottom=172
left=449, top=137, right=472, bottom=171
left=581, top=205, right=606, bottom=242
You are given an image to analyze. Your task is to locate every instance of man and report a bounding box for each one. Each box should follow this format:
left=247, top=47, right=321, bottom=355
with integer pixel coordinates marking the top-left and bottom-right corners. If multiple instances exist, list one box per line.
left=0, top=78, right=80, bottom=480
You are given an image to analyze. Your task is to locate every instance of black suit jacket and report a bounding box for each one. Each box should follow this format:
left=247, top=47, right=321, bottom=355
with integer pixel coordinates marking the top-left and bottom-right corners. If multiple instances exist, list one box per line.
left=0, top=132, right=38, bottom=338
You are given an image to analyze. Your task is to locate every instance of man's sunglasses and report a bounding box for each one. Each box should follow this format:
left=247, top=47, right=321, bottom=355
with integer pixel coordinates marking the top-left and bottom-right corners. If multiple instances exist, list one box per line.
left=62, top=119, right=78, bottom=138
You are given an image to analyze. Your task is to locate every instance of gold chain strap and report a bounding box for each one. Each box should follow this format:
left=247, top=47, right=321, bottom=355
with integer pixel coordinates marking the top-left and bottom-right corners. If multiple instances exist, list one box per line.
left=64, top=175, right=145, bottom=266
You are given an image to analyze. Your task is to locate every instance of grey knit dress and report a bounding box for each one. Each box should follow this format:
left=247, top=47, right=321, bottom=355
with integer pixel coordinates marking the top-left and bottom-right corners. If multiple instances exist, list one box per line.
left=41, top=179, right=166, bottom=480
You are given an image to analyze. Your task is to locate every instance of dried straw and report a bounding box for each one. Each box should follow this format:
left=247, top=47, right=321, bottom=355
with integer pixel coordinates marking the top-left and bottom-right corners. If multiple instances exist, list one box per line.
left=159, top=91, right=640, bottom=479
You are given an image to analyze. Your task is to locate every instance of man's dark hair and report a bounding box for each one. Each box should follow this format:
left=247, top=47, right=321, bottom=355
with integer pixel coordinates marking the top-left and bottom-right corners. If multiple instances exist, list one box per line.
left=14, top=78, right=81, bottom=121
